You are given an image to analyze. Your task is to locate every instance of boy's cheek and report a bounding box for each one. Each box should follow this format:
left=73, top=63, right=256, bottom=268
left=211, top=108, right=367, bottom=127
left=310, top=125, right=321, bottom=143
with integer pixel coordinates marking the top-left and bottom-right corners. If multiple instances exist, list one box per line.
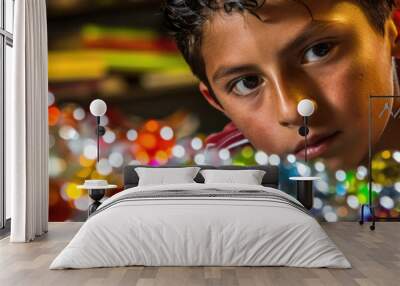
left=229, top=112, right=294, bottom=154
left=242, top=129, right=290, bottom=154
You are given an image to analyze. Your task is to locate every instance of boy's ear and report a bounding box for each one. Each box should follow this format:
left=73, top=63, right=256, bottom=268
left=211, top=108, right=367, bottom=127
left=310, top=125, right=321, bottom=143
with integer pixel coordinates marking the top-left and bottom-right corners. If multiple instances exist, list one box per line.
left=199, top=82, right=225, bottom=113
left=388, top=18, right=400, bottom=58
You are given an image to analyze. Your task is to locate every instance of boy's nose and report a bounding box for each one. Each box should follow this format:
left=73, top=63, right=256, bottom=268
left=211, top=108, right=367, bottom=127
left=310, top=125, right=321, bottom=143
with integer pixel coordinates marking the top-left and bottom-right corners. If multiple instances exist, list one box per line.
left=273, top=77, right=307, bottom=128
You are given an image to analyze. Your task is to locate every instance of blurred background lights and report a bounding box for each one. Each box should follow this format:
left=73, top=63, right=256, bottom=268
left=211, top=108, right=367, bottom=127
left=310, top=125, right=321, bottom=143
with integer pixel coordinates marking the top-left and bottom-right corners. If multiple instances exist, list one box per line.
left=59, top=126, right=79, bottom=140
left=372, top=183, right=383, bottom=193
left=79, top=155, right=94, bottom=167
left=60, top=183, right=83, bottom=201
left=96, top=158, right=113, bottom=176
left=60, top=183, right=71, bottom=201
left=314, top=161, right=325, bottom=172
left=48, top=106, right=60, bottom=126
left=346, top=195, right=359, bottom=209
left=48, top=91, right=55, bottom=106
left=49, top=157, right=67, bottom=177
left=73, top=107, right=86, bottom=121
left=381, top=150, right=391, bottom=160
left=324, top=211, right=338, bottom=222
left=109, top=152, right=124, bottom=168
left=160, top=126, right=174, bottom=140
left=380, top=196, right=394, bottom=209
left=286, top=154, right=296, bottom=164
left=191, top=137, right=203, bottom=150
left=73, top=196, right=90, bottom=211
left=218, top=149, right=230, bottom=161
left=335, top=170, right=346, bottom=182
left=67, top=140, right=82, bottom=155
left=126, top=129, right=138, bottom=141
left=136, top=150, right=150, bottom=164
left=145, top=120, right=159, bottom=132
left=322, top=205, right=333, bottom=214
left=336, top=207, right=349, bottom=218
left=269, top=154, right=280, bottom=166
left=172, top=145, right=185, bottom=158
left=315, top=180, right=329, bottom=194
left=194, top=153, right=206, bottom=165
left=103, top=129, right=116, bottom=144
left=66, top=184, right=83, bottom=200
left=241, top=146, right=254, bottom=159
left=83, top=144, right=97, bottom=160
left=49, top=134, right=56, bottom=148
left=155, top=150, right=169, bottom=164
left=139, top=133, right=157, bottom=149
left=393, top=151, right=400, bottom=163
left=313, top=197, right=323, bottom=210
left=394, top=182, right=400, bottom=193
left=322, top=205, right=337, bottom=222
left=255, top=151, right=268, bottom=165
left=336, top=184, right=346, bottom=196
left=296, top=162, right=311, bottom=177
left=356, top=166, right=368, bottom=180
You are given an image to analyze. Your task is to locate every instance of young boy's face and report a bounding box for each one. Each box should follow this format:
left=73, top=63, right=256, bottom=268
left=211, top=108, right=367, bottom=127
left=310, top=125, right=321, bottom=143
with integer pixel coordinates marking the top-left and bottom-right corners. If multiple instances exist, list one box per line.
left=199, top=0, right=399, bottom=170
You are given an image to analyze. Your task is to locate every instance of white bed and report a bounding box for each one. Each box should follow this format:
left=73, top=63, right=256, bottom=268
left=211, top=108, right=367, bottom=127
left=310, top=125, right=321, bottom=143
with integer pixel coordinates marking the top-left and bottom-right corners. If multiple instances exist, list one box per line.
left=50, top=182, right=351, bottom=269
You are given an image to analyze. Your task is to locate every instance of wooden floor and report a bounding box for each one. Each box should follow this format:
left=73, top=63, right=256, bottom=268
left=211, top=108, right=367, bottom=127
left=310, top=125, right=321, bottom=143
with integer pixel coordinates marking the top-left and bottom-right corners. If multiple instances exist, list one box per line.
left=0, top=222, right=399, bottom=286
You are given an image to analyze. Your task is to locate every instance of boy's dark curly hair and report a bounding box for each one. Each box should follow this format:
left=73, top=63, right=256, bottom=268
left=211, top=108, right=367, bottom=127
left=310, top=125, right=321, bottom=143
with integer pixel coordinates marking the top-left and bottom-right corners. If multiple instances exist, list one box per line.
left=163, top=0, right=396, bottom=86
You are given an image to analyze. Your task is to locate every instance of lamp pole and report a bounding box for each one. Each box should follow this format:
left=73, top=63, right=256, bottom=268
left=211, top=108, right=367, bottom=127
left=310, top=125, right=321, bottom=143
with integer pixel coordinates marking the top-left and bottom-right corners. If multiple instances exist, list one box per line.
left=88, top=99, right=108, bottom=215
left=304, top=116, right=308, bottom=163
left=297, top=99, right=315, bottom=163
left=90, top=99, right=107, bottom=163
left=97, top=116, right=100, bottom=163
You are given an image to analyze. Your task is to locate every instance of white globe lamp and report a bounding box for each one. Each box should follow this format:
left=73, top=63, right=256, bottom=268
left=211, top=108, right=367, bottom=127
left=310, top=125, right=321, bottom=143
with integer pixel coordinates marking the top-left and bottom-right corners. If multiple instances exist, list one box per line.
left=297, top=99, right=315, bottom=117
left=90, top=99, right=107, bottom=117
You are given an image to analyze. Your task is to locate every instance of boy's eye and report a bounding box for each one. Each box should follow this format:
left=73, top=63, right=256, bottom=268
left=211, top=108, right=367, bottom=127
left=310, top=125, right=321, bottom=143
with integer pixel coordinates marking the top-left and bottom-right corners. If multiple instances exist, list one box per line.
left=231, top=75, right=263, bottom=96
left=303, top=42, right=334, bottom=64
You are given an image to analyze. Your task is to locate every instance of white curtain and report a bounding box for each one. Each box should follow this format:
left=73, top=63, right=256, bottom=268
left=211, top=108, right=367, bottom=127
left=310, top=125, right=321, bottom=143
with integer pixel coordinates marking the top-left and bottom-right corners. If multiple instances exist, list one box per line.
left=7, top=0, right=49, bottom=242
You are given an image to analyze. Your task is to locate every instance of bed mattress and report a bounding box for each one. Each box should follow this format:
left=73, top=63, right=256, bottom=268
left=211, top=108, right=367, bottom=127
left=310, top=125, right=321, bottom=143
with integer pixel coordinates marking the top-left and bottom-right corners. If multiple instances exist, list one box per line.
left=50, top=183, right=351, bottom=269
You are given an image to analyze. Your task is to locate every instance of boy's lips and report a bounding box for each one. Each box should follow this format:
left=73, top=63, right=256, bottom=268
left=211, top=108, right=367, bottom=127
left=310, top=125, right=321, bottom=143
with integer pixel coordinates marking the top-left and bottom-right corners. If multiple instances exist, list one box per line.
left=294, top=131, right=342, bottom=160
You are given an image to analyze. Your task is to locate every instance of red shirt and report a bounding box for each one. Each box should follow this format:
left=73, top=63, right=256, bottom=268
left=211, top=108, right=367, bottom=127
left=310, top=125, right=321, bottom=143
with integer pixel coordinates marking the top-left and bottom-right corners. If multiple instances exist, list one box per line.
left=205, top=9, right=400, bottom=151
left=205, top=121, right=249, bottom=150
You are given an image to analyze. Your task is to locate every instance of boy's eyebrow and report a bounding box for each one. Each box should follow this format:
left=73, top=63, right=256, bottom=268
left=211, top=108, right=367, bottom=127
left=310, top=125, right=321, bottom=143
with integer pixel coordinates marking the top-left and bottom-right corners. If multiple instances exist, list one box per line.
left=281, top=20, right=344, bottom=54
left=211, top=21, right=343, bottom=83
left=212, top=64, right=260, bottom=83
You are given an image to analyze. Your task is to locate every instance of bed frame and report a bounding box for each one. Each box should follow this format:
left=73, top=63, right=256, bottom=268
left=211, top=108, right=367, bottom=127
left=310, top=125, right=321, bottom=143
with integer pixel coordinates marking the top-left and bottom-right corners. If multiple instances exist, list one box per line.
left=123, top=165, right=280, bottom=189
left=122, top=165, right=313, bottom=210
left=87, top=165, right=280, bottom=216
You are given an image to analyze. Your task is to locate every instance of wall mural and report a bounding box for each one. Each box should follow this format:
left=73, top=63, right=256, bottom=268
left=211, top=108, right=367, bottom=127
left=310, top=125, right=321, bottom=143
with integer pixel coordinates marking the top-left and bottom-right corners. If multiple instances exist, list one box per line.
left=47, top=0, right=400, bottom=222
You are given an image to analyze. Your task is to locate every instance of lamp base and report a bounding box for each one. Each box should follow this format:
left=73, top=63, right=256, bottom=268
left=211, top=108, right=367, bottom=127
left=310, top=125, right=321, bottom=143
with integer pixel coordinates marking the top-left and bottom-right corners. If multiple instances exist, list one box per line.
left=296, top=180, right=314, bottom=210
left=88, top=189, right=105, bottom=216
left=289, top=177, right=319, bottom=210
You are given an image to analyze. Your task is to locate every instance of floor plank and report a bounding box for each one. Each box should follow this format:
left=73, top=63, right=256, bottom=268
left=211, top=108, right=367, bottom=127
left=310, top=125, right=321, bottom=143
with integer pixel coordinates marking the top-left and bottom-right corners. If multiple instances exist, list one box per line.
left=0, top=222, right=399, bottom=286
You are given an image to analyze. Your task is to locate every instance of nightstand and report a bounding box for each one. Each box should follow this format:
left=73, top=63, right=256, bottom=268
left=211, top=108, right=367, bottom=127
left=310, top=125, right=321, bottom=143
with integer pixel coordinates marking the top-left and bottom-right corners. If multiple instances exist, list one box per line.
left=77, top=183, right=118, bottom=216
left=289, top=177, right=320, bottom=210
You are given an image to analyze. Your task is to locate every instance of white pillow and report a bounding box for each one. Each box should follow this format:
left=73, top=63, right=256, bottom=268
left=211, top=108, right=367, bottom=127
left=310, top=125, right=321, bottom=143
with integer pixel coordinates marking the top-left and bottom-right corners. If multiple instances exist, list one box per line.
left=135, top=167, right=201, bottom=186
left=200, top=169, right=266, bottom=185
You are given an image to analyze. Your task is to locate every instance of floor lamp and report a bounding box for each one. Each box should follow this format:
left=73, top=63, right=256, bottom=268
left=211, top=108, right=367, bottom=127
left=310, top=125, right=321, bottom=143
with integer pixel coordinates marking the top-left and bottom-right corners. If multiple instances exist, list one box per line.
left=79, top=99, right=114, bottom=215
left=290, top=99, right=319, bottom=210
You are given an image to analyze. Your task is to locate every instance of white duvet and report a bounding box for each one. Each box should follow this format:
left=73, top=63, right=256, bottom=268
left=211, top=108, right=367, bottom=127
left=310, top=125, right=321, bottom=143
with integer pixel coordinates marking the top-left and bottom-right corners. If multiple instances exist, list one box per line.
left=50, top=183, right=351, bottom=269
